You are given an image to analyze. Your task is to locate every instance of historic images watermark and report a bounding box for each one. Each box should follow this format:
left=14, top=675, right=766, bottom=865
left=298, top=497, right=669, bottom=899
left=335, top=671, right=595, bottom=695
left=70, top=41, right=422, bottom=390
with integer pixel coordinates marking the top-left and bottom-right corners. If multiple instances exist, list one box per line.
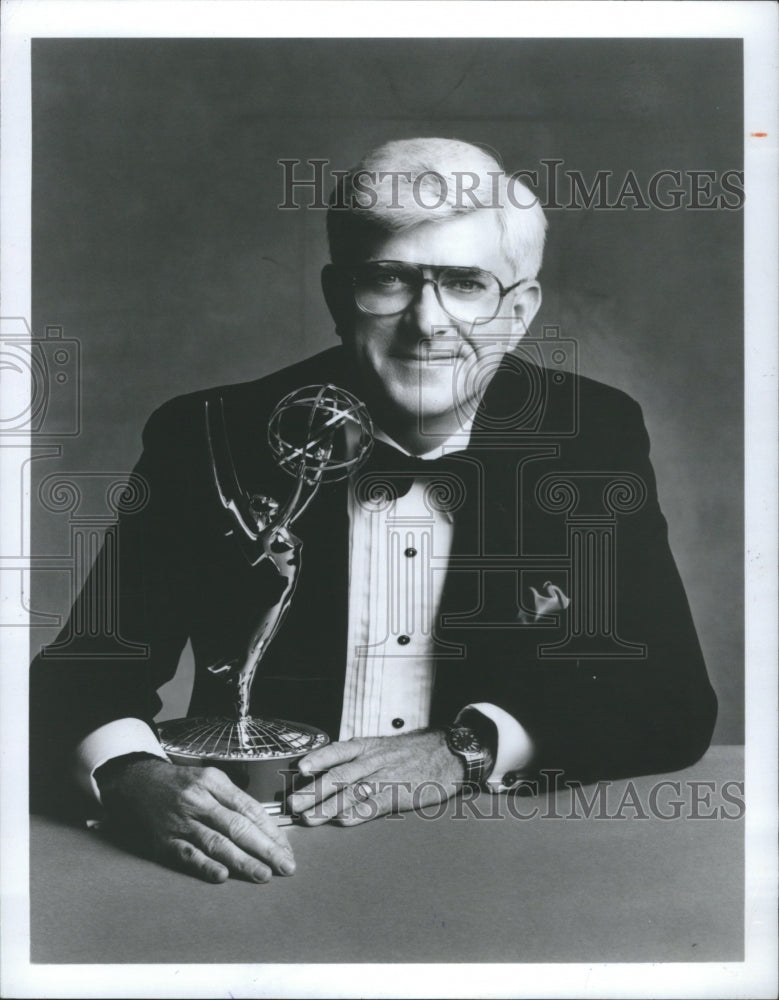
left=290, top=773, right=746, bottom=824
left=278, top=158, right=745, bottom=212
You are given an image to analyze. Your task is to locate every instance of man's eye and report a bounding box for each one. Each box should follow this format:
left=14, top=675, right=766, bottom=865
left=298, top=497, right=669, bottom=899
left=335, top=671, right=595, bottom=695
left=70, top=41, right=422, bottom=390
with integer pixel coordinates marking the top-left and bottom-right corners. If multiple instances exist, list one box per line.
left=370, top=271, right=411, bottom=290
left=443, top=277, right=487, bottom=294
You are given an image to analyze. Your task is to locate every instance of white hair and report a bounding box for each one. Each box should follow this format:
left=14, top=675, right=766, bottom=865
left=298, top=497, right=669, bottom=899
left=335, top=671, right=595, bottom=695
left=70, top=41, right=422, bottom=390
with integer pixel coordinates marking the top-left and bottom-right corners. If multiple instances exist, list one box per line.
left=327, top=137, right=547, bottom=281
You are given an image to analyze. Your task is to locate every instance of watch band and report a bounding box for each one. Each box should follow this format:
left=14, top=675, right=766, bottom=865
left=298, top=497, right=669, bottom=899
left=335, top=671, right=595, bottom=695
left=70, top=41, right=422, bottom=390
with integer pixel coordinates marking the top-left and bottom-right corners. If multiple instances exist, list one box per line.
left=445, top=724, right=494, bottom=786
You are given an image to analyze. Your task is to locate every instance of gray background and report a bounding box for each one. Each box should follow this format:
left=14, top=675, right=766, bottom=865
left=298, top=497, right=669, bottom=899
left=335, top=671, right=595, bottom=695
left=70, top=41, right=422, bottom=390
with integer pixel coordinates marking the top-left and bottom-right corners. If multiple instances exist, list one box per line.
left=30, top=38, right=743, bottom=742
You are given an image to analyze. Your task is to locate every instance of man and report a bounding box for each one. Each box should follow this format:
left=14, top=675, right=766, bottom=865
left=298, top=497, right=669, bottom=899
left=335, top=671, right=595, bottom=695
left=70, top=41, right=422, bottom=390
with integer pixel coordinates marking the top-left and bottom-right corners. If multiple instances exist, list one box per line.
left=30, top=137, right=717, bottom=884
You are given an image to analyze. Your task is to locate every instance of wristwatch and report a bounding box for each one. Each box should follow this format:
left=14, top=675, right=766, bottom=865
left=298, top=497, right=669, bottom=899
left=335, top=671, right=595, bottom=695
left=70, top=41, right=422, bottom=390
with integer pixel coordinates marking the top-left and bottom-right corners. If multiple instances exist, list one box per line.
left=445, top=723, right=495, bottom=787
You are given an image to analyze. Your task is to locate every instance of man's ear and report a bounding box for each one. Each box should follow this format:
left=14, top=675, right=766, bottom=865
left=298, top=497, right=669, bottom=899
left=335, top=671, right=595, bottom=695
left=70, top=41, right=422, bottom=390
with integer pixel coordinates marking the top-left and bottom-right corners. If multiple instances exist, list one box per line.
left=511, top=281, right=542, bottom=345
left=321, top=265, right=354, bottom=340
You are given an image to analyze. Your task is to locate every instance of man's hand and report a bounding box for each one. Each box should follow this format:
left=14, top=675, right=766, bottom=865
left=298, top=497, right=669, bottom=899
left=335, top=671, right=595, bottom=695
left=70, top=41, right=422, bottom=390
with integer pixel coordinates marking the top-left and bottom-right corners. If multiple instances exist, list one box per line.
left=287, top=730, right=466, bottom=826
left=96, top=757, right=295, bottom=883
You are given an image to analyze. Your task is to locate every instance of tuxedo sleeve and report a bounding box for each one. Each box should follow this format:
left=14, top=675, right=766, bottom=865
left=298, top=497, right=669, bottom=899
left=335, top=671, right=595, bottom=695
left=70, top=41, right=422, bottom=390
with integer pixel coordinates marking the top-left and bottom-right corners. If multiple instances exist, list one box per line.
left=489, top=395, right=718, bottom=784
left=29, top=400, right=192, bottom=812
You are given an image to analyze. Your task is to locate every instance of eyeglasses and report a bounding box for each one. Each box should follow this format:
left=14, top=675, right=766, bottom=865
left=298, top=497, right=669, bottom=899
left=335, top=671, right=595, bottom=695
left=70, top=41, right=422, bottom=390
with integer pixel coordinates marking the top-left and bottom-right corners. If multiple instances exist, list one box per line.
left=342, top=260, right=525, bottom=326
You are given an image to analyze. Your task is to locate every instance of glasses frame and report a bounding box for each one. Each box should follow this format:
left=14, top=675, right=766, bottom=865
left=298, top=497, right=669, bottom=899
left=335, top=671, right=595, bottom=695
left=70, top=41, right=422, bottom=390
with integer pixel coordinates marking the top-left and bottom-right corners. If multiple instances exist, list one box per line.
left=343, top=260, right=527, bottom=326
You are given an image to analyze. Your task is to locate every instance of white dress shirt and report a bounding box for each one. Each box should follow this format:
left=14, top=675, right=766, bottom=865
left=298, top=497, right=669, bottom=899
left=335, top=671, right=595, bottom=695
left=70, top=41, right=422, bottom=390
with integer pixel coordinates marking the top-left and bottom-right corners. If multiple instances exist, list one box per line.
left=75, top=427, right=535, bottom=802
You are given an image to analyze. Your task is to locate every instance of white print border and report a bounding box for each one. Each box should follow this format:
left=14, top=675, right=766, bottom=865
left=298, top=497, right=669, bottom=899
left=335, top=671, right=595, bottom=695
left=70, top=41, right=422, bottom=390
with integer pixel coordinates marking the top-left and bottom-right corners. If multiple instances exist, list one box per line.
left=1, top=5, right=776, bottom=1000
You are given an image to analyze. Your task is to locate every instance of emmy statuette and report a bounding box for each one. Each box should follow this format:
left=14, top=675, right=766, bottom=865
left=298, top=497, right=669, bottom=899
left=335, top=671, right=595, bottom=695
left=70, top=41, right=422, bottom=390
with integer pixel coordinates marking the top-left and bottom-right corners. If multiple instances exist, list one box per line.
left=157, top=384, right=373, bottom=804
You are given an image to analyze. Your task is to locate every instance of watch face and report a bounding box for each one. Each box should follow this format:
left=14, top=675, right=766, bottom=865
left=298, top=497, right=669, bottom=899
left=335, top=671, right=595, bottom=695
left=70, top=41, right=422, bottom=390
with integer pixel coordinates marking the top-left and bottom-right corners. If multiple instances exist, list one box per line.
left=448, top=726, right=482, bottom=753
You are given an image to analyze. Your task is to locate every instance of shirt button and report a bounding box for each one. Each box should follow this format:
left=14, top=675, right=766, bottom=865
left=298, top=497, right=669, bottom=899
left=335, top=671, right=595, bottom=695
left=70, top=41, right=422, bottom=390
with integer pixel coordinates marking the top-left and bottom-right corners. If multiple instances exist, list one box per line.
left=397, top=634, right=411, bottom=645
left=503, top=771, right=521, bottom=786
left=392, top=718, right=405, bottom=729
left=404, top=547, right=418, bottom=558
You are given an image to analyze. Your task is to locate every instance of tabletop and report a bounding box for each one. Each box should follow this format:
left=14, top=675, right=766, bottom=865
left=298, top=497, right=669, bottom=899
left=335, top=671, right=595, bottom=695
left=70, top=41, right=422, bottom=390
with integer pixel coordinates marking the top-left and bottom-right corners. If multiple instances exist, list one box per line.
left=30, top=745, right=744, bottom=965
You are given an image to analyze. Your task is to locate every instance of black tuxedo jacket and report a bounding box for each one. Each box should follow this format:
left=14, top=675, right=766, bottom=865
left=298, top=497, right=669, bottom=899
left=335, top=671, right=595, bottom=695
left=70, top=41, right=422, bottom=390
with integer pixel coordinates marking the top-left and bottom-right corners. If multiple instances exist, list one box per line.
left=30, top=346, right=717, bottom=806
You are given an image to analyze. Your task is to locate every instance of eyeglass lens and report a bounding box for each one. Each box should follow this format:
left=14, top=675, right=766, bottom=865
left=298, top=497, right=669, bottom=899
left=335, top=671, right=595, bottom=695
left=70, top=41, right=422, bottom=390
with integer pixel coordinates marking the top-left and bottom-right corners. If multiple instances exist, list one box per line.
left=353, top=262, right=503, bottom=323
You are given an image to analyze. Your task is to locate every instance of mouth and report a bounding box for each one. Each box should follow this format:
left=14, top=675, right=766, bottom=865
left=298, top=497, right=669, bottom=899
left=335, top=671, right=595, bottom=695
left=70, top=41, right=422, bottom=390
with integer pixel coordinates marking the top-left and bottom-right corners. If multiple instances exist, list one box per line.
left=390, top=345, right=463, bottom=364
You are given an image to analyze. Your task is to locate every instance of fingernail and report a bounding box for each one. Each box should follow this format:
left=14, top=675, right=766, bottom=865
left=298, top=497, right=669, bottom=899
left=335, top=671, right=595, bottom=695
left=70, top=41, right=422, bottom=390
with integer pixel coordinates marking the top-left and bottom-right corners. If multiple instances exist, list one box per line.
left=252, top=868, right=270, bottom=883
left=279, top=857, right=296, bottom=875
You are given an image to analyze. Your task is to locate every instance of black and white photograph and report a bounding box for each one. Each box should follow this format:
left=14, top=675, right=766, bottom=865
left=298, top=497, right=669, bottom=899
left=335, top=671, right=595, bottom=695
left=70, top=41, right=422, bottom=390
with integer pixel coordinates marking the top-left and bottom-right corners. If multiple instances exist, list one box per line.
left=1, top=2, right=776, bottom=997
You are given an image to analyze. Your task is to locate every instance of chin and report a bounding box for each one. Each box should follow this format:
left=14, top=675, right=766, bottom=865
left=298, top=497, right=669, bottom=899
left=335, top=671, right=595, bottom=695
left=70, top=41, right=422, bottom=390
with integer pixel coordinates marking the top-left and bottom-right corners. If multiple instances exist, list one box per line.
left=387, top=390, right=464, bottom=431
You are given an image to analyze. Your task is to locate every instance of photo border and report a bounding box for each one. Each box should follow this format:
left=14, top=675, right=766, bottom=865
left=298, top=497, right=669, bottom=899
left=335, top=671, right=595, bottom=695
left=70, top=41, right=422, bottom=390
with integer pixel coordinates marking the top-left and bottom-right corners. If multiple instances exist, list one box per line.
left=1, top=2, right=776, bottom=997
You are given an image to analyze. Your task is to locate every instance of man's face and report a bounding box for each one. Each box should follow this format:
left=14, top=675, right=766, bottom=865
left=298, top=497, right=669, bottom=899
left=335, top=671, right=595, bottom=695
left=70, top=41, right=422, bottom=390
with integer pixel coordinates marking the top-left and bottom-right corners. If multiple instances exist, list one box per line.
left=329, top=211, right=541, bottom=440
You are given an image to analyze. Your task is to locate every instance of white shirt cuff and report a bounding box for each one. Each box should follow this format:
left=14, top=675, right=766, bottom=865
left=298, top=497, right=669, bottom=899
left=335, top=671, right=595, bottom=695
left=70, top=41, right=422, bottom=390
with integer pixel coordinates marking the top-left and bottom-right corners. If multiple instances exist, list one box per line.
left=74, top=718, right=169, bottom=804
left=456, top=702, right=535, bottom=793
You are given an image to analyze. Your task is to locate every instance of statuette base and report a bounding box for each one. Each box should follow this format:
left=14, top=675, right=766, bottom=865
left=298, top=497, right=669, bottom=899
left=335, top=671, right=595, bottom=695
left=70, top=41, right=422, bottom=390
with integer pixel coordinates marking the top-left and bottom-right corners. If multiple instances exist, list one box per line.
left=158, top=714, right=329, bottom=803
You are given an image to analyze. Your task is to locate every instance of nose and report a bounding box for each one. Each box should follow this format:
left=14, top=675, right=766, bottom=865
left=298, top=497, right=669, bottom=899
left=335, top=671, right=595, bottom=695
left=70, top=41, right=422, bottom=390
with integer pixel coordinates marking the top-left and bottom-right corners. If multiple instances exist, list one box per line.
left=404, top=279, right=452, bottom=338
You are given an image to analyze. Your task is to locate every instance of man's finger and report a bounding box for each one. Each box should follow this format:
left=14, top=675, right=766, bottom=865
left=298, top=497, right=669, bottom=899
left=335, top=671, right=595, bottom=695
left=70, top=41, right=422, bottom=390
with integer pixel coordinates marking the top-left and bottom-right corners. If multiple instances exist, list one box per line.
left=295, top=778, right=373, bottom=826
left=288, top=760, right=376, bottom=817
left=164, top=838, right=229, bottom=883
left=297, top=738, right=366, bottom=777
left=189, top=821, right=275, bottom=883
left=207, top=802, right=296, bottom=875
left=333, top=783, right=396, bottom=826
left=334, top=774, right=448, bottom=826
left=202, top=767, right=294, bottom=857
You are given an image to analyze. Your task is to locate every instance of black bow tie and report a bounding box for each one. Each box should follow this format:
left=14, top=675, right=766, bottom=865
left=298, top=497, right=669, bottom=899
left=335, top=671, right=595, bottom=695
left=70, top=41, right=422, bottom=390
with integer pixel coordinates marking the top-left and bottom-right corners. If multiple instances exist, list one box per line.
left=357, top=438, right=464, bottom=499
